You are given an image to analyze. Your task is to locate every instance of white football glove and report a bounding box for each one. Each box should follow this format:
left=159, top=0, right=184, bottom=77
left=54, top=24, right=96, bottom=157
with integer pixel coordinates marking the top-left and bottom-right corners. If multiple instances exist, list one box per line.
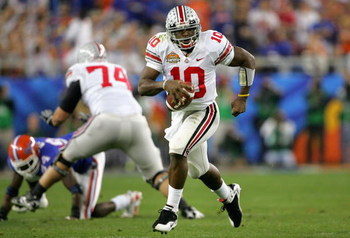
left=40, top=109, right=54, bottom=126
left=12, top=204, right=28, bottom=213
left=11, top=193, right=48, bottom=212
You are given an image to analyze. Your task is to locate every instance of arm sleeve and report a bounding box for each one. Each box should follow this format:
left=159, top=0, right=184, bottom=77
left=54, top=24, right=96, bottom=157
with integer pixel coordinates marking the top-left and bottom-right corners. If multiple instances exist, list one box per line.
left=207, top=30, right=234, bottom=66
left=145, top=34, right=163, bottom=72
left=59, top=81, right=82, bottom=113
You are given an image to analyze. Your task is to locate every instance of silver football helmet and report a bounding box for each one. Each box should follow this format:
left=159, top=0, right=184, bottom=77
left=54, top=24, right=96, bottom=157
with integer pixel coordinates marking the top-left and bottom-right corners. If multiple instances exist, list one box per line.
left=77, top=42, right=107, bottom=63
left=165, top=5, right=201, bottom=50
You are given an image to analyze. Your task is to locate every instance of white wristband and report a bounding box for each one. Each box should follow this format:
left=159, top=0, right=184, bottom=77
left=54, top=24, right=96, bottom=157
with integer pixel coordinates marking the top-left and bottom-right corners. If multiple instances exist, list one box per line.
left=162, top=80, right=169, bottom=90
left=239, top=67, right=255, bottom=86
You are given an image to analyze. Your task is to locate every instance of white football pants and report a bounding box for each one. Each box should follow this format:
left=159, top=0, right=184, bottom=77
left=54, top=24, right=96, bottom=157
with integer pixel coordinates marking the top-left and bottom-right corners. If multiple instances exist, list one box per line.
left=63, top=113, right=164, bottom=180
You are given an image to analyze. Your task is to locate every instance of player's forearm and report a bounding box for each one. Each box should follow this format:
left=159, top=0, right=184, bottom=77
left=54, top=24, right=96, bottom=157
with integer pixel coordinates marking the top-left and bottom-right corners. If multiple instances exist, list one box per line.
left=138, top=79, right=164, bottom=96
left=237, top=86, right=251, bottom=100
left=0, top=194, right=14, bottom=219
left=2, top=196, right=12, bottom=212
left=51, top=107, right=71, bottom=126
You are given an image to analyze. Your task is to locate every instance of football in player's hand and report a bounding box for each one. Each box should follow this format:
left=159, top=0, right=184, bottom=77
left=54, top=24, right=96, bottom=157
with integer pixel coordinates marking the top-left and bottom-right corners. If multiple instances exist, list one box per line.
left=166, top=83, right=195, bottom=111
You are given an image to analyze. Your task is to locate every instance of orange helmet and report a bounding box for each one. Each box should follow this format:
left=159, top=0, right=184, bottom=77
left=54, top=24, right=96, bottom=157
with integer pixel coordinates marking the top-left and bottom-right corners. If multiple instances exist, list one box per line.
left=8, top=135, right=40, bottom=179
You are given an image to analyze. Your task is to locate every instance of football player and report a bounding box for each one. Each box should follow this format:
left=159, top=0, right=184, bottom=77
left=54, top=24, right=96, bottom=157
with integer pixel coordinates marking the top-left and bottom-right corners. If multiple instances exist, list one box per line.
left=0, top=133, right=142, bottom=221
left=11, top=42, right=203, bottom=220
left=138, top=5, right=256, bottom=233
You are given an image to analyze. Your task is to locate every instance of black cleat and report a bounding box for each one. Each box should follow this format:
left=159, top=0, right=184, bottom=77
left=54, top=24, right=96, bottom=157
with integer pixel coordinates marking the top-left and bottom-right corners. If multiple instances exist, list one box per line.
left=219, top=183, right=242, bottom=227
left=152, top=209, right=178, bottom=233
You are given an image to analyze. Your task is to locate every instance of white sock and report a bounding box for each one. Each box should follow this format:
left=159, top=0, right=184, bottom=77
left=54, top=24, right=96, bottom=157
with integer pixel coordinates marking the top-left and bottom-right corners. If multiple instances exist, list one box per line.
left=110, top=193, right=131, bottom=211
left=164, top=185, right=183, bottom=213
left=214, top=182, right=231, bottom=201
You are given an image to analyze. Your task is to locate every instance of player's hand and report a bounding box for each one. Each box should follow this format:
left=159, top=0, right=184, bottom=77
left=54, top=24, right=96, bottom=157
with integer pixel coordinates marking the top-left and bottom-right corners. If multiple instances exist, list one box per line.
left=78, top=112, right=90, bottom=123
left=12, top=204, right=28, bottom=213
left=40, top=109, right=54, bottom=125
left=231, top=96, right=247, bottom=117
left=164, top=80, right=194, bottom=105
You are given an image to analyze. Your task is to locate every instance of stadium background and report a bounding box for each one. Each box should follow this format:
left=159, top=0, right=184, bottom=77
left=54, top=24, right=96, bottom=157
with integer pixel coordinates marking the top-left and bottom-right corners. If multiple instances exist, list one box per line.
left=0, top=0, right=350, bottom=168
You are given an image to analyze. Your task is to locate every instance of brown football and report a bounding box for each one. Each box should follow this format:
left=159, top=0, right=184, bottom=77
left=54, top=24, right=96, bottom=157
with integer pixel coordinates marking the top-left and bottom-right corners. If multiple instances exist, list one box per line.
left=166, top=85, right=195, bottom=111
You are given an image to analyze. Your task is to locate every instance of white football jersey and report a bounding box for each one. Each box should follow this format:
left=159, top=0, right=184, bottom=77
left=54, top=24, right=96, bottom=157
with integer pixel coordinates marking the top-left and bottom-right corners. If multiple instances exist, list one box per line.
left=145, top=30, right=234, bottom=111
left=65, top=62, right=142, bottom=116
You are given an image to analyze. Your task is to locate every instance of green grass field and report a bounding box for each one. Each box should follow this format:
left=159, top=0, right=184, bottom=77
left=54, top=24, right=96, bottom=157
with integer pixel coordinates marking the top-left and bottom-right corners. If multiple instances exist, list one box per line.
left=0, top=167, right=349, bottom=238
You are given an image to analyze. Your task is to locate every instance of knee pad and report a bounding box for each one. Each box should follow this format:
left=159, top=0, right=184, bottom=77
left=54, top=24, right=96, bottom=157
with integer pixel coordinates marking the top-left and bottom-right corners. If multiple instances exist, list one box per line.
left=56, top=153, right=73, bottom=167
left=146, top=170, right=168, bottom=190
left=188, top=161, right=209, bottom=179
left=52, top=153, right=72, bottom=177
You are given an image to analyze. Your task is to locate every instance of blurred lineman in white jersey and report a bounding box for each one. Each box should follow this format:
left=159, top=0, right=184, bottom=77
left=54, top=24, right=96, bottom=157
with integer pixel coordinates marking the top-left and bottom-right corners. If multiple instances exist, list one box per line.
left=13, top=41, right=204, bottom=220
left=138, top=5, right=255, bottom=233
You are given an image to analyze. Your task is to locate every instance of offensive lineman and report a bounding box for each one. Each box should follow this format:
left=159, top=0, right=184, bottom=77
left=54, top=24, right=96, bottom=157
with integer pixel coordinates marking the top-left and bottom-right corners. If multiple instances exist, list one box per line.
left=138, top=5, right=256, bottom=233
left=12, top=42, right=203, bottom=220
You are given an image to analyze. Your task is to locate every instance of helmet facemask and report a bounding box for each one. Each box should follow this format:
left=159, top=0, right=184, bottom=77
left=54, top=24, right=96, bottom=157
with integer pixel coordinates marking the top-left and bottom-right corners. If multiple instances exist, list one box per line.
left=166, top=6, right=201, bottom=51
left=12, top=155, right=40, bottom=180
left=9, top=135, right=41, bottom=180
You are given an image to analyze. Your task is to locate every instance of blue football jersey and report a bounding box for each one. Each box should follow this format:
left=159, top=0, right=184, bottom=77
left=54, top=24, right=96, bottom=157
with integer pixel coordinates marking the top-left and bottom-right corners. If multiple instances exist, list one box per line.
left=8, top=133, right=93, bottom=178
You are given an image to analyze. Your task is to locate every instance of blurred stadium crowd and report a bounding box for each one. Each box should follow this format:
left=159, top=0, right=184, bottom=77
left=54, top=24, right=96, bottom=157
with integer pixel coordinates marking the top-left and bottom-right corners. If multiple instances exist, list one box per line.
left=1, top=0, right=350, bottom=170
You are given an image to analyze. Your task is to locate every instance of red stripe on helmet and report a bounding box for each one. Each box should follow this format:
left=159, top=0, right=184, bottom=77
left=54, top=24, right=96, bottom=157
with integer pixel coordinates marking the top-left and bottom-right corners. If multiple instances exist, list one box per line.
left=177, top=5, right=185, bottom=23
left=95, top=42, right=101, bottom=55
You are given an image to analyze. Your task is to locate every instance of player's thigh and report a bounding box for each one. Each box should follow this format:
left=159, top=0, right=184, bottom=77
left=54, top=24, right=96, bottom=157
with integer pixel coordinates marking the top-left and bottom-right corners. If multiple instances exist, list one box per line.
left=169, top=103, right=219, bottom=156
left=63, top=115, right=120, bottom=161
left=187, top=142, right=210, bottom=178
left=124, top=116, right=163, bottom=180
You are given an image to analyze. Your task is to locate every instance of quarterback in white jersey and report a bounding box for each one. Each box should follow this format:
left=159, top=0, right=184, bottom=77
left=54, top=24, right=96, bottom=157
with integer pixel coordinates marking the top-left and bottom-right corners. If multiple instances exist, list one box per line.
left=13, top=41, right=205, bottom=220
left=139, top=5, right=255, bottom=234
left=146, top=30, right=234, bottom=111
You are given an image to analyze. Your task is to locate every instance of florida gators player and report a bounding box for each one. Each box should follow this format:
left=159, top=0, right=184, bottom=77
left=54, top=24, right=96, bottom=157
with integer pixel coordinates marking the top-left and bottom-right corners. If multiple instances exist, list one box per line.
left=138, top=5, right=256, bottom=233
left=12, top=42, right=203, bottom=220
left=0, top=133, right=142, bottom=221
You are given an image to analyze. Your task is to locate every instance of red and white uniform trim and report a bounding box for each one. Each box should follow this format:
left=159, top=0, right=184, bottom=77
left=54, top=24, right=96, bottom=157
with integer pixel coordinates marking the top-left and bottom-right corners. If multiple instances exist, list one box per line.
left=182, top=103, right=217, bottom=157
left=74, top=152, right=105, bottom=219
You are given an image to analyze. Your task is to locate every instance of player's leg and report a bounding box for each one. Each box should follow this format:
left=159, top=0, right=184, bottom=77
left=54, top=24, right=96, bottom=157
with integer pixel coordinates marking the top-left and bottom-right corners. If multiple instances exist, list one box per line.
left=12, top=114, right=118, bottom=210
left=146, top=170, right=204, bottom=219
left=188, top=141, right=242, bottom=228
left=93, top=191, right=142, bottom=218
left=152, top=103, right=219, bottom=233
left=11, top=154, right=71, bottom=211
left=121, top=115, right=202, bottom=224
left=74, top=152, right=105, bottom=219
